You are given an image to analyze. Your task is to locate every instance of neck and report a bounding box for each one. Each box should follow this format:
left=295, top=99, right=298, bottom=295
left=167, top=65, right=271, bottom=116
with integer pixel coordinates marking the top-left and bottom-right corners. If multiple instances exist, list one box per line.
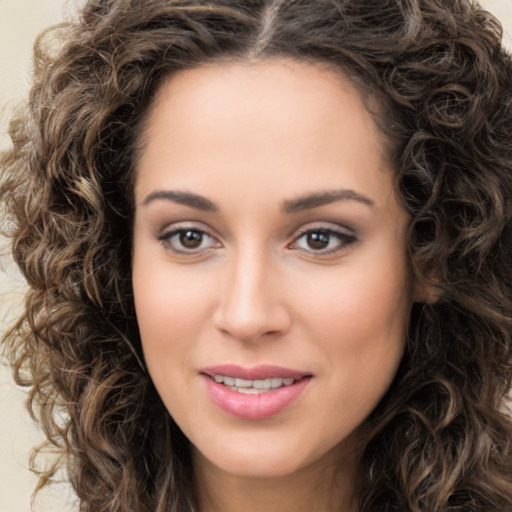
left=193, top=448, right=360, bottom=512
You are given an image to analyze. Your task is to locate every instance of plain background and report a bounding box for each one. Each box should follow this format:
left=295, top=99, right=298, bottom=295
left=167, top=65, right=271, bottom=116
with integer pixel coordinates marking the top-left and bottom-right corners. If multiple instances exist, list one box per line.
left=1, top=1, right=511, bottom=511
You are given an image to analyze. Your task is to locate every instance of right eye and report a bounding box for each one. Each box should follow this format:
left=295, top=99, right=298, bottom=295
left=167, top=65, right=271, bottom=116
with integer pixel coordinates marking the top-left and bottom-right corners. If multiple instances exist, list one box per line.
left=156, top=227, right=221, bottom=254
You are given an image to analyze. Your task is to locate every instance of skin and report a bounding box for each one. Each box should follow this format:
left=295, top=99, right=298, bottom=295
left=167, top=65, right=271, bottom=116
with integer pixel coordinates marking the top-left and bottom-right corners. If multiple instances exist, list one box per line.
left=132, top=59, right=418, bottom=512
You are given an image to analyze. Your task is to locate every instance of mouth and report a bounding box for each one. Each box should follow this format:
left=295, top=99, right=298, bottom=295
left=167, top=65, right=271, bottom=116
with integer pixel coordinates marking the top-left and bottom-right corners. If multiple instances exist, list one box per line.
left=200, top=365, right=313, bottom=419
left=206, top=374, right=301, bottom=394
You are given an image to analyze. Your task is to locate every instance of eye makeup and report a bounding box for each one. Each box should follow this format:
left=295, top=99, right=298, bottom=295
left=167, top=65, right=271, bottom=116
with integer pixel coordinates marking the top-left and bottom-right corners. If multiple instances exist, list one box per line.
left=154, top=220, right=359, bottom=259
left=289, top=227, right=357, bottom=256
left=156, top=225, right=221, bottom=255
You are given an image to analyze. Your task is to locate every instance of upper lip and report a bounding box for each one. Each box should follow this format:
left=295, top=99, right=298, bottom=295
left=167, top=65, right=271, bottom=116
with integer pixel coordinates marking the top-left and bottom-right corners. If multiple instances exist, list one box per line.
left=201, top=364, right=312, bottom=381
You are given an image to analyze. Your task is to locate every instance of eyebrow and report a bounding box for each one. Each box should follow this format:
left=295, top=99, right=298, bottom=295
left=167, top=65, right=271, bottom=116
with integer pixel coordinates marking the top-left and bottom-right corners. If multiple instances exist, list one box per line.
left=282, top=189, right=375, bottom=213
left=141, top=188, right=374, bottom=213
left=142, top=190, right=219, bottom=212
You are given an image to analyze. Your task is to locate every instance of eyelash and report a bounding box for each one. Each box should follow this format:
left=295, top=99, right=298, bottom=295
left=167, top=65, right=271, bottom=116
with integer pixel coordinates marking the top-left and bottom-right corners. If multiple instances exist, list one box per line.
left=156, top=226, right=220, bottom=254
left=156, top=225, right=357, bottom=256
left=289, top=227, right=357, bottom=255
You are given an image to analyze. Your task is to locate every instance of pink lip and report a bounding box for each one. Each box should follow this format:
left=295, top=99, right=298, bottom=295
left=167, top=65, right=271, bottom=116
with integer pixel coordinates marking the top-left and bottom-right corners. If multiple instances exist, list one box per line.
left=200, top=364, right=313, bottom=420
left=201, top=364, right=310, bottom=381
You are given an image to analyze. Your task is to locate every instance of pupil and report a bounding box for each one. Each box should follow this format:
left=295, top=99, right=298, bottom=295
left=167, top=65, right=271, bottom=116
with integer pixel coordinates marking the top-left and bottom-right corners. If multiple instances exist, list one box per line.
left=180, top=230, right=202, bottom=248
left=307, top=232, right=329, bottom=250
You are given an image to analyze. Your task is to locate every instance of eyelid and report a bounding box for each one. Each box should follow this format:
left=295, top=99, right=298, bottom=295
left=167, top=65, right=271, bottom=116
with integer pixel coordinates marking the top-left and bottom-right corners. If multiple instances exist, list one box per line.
left=292, top=221, right=356, bottom=238
left=288, top=223, right=357, bottom=255
left=155, top=222, right=222, bottom=254
left=154, top=220, right=357, bottom=256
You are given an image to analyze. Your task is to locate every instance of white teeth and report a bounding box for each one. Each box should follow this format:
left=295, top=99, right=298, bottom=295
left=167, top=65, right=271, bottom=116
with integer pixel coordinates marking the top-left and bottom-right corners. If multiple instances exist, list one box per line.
left=236, top=388, right=262, bottom=394
left=212, top=374, right=297, bottom=392
left=270, top=378, right=282, bottom=388
left=253, top=378, right=272, bottom=389
left=234, top=378, right=253, bottom=388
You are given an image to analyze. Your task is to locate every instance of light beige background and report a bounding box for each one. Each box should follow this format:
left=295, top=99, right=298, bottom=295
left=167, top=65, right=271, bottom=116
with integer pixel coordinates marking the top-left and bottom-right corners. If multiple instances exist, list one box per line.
left=1, top=1, right=511, bottom=511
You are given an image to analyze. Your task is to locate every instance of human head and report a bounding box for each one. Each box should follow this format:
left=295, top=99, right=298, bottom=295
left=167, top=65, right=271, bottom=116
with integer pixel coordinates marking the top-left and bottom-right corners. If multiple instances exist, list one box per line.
left=1, top=0, right=512, bottom=511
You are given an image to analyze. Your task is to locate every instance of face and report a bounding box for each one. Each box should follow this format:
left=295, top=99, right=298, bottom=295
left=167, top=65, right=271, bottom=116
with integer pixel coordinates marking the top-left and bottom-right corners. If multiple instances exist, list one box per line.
left=132, top=59, right=414, bottom=480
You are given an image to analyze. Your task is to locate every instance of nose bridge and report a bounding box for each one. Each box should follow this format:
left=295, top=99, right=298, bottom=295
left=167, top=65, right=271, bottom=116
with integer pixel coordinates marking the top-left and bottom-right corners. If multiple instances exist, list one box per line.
left=214, top=243, right=289, bottom=342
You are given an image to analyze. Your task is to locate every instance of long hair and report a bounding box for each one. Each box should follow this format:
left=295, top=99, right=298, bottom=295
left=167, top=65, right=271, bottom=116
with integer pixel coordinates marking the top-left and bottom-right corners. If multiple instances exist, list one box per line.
left=1, top=0, right=512, bottom=510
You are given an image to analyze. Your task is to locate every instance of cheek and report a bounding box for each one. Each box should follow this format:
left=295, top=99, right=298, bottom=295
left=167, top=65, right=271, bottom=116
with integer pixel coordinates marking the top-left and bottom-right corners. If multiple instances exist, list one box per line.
left=299, top=273, right=409, bottom=443
left=131, top=258, right=213, bottom=366
left=303, top=262, right=410, bottom=333
left=297, top=253, right=411, bottom=390
left=133, top=252, right=216, bottom=321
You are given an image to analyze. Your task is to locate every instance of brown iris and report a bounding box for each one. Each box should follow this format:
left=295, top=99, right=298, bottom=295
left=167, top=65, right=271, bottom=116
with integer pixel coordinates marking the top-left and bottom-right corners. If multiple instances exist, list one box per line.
left=180, top=230, right=203, bottom=249
left=306, top=231, right=330, bottom=250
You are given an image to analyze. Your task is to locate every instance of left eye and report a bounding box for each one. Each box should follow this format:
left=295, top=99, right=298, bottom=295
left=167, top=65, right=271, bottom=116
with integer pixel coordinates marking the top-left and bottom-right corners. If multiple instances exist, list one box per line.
left=292, top=228, right=356, bottom=254
left=157, top=228, right=219, bottom=253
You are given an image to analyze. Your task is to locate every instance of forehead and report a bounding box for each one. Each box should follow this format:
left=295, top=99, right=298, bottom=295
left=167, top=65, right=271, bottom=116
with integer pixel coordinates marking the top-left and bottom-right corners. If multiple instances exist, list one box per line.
left=134, top=59, right=397, bottom=212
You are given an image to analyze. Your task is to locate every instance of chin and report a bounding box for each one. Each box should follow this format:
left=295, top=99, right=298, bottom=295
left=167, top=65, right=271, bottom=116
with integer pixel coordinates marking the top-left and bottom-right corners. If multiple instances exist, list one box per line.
left=194, top=444, right=307, bottom=478
left=192, top=432, right=338, bottom=480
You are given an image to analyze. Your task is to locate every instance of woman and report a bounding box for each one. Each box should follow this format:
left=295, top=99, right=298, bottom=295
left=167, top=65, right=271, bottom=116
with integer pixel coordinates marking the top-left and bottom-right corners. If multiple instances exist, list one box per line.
left=1, top=0, right=512, bottom=510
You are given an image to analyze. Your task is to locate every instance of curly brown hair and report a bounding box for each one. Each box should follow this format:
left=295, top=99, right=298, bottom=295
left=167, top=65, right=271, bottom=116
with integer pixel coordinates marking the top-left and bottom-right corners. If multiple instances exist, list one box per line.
left=2, top=0, right=512, bottom=510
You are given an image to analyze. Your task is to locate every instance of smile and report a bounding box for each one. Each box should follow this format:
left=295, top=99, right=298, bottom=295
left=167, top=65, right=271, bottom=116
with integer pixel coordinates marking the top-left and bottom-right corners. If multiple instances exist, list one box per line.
left=200, top=365, right=313, bottom=419
left=211, top=375, right=296, bottom=394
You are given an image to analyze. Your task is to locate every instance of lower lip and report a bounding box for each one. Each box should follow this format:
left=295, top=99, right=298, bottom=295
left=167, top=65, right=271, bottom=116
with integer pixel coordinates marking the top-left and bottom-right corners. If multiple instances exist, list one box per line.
left=202, top=375, right=311, bottom=420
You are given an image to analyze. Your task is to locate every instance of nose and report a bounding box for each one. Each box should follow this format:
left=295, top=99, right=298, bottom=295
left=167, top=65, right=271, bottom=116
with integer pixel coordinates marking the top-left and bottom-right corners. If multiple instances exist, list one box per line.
left=213, top=249, right=292, bottom=343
